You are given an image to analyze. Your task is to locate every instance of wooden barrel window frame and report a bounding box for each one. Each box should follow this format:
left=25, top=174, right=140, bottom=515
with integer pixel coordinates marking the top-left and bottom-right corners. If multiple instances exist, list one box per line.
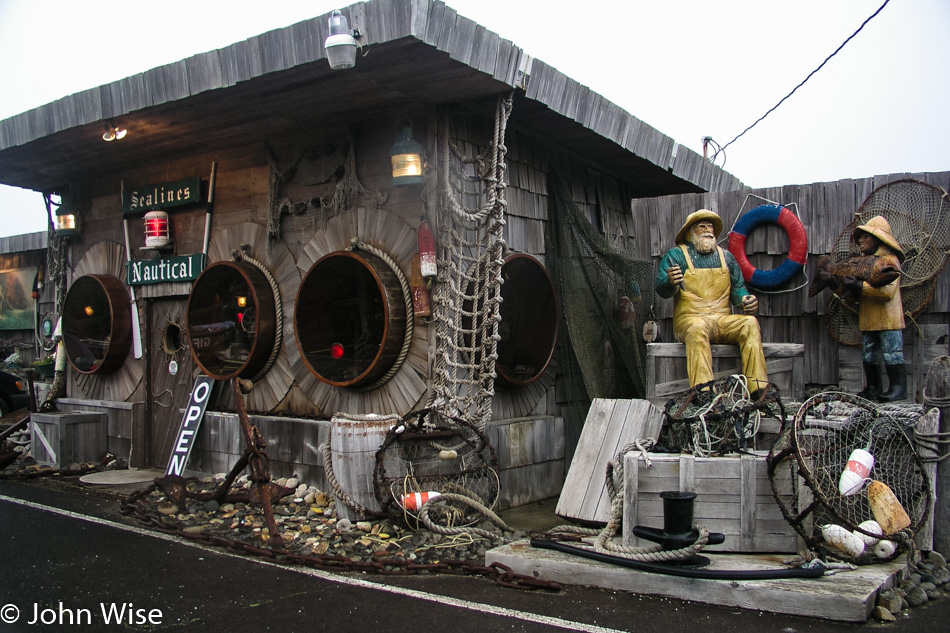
left=62, top=274, right=133, bottom=375
left=186, top=260, right=277, bottom=381
left=495, top=254, right=559, bottom=387
left=295, top=249, right=408, bottom=389
left=461, top=253, right=559, bottom=388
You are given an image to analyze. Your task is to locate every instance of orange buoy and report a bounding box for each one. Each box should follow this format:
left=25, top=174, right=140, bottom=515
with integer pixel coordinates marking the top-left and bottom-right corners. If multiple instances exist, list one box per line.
left=866, top=480, right=911, bottom=534
left=401, top=491, right=441, bottom=511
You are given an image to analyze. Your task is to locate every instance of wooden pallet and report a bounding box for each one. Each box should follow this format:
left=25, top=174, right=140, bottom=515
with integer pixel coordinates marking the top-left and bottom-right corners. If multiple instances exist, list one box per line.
left=487, top=542, right=905, bottom=622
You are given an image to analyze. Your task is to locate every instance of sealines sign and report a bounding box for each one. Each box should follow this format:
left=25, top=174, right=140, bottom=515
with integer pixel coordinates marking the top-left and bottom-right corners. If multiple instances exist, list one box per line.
left=123, top=176, right=201, bottom=215
left=127, top=253, right=205, bottom=286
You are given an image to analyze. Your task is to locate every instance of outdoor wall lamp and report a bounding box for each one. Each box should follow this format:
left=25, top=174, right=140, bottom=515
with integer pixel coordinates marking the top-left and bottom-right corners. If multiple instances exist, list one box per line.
left=144, top=210, right=172, bottom=249
left=53, top=199, right=81, bottom=238
left=390, top=119, right=424, bottom=186
left=102, top=119, right=127, bottom=142
left=325, top=10, right=361, bottom=70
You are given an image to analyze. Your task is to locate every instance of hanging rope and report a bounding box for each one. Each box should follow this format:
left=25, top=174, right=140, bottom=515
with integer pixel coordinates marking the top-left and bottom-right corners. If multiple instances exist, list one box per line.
left=231, top=246, right=282, bottom=383
left=427, top=93, right=513, bottom=431
left=345, top=239, right=414, bottom=391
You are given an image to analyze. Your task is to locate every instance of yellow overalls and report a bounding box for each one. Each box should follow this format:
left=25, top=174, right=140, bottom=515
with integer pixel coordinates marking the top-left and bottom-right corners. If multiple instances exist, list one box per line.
left=672, top=245, right=769, bottom=389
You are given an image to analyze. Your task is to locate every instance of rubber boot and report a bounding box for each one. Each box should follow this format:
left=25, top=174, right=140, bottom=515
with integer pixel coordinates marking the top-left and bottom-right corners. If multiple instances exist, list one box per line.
left=857, top=362, right=882, bottom=401
left=879, top=364, right=907, bottom=402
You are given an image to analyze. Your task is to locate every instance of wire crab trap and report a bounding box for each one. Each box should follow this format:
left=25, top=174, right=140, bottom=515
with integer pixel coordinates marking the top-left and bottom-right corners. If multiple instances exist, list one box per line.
left=767, top=392, right=931, bottom=564
left=373, top=409, right=500, bottom=529
left=659, top=375, right=786, bottom=456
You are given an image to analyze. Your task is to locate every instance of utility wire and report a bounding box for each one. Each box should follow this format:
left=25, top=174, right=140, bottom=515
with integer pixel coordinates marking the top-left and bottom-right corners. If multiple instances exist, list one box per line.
left=711, top=0, right=891, bottom=162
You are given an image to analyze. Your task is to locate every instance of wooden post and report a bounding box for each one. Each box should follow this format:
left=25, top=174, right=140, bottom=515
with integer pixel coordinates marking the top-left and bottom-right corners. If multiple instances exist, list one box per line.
left=916, top=408, right=939, bottom=551
left=924, top=356, right=950, bottom=554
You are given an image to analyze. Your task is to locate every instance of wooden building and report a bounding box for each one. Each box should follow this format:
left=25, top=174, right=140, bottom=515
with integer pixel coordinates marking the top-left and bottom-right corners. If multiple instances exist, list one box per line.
left=0, top=0, right=945, bottom=509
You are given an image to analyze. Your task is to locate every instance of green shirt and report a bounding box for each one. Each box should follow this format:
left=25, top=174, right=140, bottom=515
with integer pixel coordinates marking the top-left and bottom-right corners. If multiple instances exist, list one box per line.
left=655, top=243, right=752, bottom=307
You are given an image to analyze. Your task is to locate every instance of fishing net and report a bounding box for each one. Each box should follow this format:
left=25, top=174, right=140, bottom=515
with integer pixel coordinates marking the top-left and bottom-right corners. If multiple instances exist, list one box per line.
left=768, top=392, right=931, bottom=564
left=658, top=375, right=785, bottom=456
left=545, top=171, right=656, bottom=455
left=373, top=409, right=499, bottom=528
left=824, top=179, right=950, bottom=346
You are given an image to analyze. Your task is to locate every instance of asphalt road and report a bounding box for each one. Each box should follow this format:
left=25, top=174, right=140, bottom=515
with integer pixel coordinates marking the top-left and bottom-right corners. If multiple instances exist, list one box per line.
left=1, top=476, right=948, bottom=632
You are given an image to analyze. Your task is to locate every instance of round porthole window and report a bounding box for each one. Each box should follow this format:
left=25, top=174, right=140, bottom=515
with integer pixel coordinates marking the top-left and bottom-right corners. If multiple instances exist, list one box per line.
left=295, top=250, right=407, bottom=388
left=162, top=320, right=184, bottom=355
left=186, top=260, right=277, bottom=380
left=62, top=274, right=132, bottom=375
left=495, top=254, right=558, bottom=386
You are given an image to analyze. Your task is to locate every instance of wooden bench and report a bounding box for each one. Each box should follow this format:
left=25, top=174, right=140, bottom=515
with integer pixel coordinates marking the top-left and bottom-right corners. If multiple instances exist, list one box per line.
left=645, top=342, right=805, bottom=406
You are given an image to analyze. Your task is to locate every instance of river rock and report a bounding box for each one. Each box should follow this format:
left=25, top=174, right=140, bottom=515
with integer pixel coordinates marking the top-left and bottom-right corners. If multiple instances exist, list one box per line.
left=872, top=606, right=897, bottom=622
left=906, top=586, right=928, bottom=607
left=877, top=589, right=903, bottom=614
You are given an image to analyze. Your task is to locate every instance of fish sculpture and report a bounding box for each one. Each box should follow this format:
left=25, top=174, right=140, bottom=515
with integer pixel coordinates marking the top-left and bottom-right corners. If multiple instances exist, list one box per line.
left=808, top=255, right=901, bottom=297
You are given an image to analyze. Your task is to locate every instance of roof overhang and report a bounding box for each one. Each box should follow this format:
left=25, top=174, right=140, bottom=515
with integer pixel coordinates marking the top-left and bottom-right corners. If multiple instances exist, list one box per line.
left=0, top=0, right=742, bottom=198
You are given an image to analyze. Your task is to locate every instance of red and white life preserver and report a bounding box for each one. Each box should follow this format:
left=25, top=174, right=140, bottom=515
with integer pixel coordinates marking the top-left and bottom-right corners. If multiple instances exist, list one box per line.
left=727, top=204, right=807, bottom=290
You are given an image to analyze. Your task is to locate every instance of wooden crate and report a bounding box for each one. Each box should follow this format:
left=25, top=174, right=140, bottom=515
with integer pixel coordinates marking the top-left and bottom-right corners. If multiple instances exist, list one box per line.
left=645, top=342, right=804, bottom=406
left=620, top=451, right=803, bottom=553
left=31, top=412, right=107, bottom=467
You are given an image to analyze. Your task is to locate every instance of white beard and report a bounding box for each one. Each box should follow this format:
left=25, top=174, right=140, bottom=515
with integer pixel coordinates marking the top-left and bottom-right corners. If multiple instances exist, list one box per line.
left=691, top=233, right=717, bottom=254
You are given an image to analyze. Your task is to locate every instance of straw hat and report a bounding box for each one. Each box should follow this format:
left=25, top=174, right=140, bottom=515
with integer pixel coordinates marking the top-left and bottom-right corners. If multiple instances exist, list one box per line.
left=853, top=215, right=905, bottom=262
left=675, top=209, right=722, bottom=245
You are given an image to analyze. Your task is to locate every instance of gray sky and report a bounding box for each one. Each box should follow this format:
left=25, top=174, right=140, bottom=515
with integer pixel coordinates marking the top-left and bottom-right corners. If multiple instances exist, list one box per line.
left=0, top=0, right=947, bottom=238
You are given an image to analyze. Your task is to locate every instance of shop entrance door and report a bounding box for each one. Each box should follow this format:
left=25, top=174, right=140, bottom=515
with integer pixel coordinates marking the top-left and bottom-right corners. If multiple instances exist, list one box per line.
left=146, top=298, right=197, bottom=468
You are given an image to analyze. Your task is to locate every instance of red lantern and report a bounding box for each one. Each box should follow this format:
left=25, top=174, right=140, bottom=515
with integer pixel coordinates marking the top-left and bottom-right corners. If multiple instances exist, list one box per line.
left=144, top=210, right=171, bottom=248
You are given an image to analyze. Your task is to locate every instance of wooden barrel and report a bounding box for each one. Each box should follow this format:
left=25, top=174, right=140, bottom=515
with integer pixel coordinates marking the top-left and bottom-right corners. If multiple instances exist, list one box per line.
left=186, top=260, right=277, bottom=380
left=329, top=413, right=398, bottom=521
left=62, top=274, right=132, bottom=375
left=296, top=250, right=407, bottom=388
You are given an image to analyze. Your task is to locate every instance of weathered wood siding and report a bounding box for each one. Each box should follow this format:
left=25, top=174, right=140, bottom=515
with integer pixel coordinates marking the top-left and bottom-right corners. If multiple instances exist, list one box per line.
left=630, top=172, right=950, bottom=392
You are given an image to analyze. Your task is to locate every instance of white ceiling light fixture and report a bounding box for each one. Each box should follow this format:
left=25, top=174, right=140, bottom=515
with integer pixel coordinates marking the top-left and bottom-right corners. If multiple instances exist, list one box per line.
left=325, top=10, right=361, bottom=70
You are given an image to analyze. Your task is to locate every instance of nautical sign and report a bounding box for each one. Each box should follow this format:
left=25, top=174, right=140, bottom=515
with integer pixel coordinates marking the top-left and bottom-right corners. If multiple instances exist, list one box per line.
left=123, top=176, right=201, bottom=215
left=126, top=253, right=205, bottom=286
left=165, top=375, right=215, bottom=477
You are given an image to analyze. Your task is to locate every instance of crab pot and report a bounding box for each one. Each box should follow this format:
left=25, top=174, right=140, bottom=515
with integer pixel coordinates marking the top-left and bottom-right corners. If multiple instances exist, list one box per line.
left=62, top=274, right=132, bottom=375
left=186, top=260, right=277, bottom=380
left=295, top=250, right=407, bottom=388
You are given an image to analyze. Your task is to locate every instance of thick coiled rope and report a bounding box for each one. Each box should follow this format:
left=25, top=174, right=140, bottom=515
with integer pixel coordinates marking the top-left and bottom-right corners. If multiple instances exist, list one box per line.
left=418, top=492, right=509, bottom=542
left=231, top=246, right=282, bottom=383
left=345, top=239, right=414, bottom=392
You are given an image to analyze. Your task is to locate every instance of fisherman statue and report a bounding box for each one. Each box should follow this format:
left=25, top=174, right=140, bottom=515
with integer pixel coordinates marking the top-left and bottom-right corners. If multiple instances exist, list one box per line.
left=822, top=216, right=907, bottom=401
left=655, top=209, right=769, bottom=394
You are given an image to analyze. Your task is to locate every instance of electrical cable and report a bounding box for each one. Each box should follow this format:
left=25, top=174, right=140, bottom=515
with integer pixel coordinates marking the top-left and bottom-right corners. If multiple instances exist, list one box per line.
left=711, top=0, right=891, bottom=162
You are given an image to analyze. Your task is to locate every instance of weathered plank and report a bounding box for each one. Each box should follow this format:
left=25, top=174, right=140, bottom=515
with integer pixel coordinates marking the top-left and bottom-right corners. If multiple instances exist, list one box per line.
left=556, top=399, right=664, bottom=523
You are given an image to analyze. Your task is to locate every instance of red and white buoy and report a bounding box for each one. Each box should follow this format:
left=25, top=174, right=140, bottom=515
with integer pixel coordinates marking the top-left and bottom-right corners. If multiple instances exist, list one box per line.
left=417, top=219, right=437, bottom=278
left=401, top=491, right=441, bottom=511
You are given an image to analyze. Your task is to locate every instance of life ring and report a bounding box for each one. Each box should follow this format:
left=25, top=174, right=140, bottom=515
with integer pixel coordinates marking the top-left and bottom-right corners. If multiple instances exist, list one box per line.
left=728, top=204, right=807, bottom=290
